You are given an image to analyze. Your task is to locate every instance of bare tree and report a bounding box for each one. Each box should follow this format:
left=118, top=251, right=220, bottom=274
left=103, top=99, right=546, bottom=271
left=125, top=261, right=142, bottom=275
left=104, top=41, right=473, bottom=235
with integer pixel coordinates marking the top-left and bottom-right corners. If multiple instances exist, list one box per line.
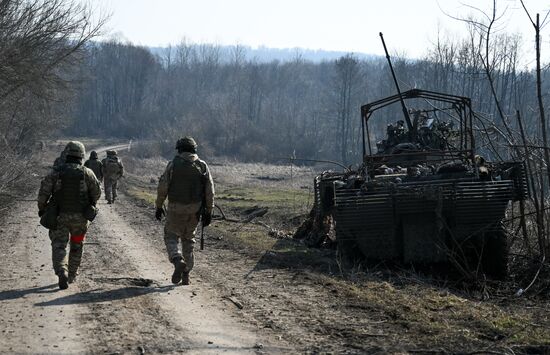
left=519, top=1, right=550, bottom=257
left=0, top=0, right=105, bottom=192
left=335, top=54, right=360, bottom=164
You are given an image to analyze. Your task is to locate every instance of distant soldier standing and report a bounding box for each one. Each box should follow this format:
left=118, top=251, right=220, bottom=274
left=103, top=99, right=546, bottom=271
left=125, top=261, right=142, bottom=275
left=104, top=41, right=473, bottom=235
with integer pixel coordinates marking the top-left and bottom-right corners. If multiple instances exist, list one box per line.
left=101, top=150, right=124, bottom=204
left=38, top=141, right=101, bottom=289
left=155, top=137, right=214, bottom=285
left=84, top=151, right=103, bottom=181
left=53, top=149, right=67, bottom=170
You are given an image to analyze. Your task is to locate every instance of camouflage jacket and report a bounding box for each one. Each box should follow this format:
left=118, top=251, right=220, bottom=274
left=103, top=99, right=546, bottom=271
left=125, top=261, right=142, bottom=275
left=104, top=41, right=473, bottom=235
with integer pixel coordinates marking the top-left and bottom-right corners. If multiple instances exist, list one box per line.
left=84, top=158, right=103, bottom=180
left=156, top=152, right=215, bottom=214
left=38, top=163, right=101, bottom=212
left=101, top=156, right=124, bottom=179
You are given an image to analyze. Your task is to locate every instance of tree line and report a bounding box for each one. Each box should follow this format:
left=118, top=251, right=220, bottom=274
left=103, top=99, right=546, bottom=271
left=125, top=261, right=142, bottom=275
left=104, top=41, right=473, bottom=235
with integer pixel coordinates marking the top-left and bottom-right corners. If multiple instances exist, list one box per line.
left=69, top=31, right=548, bottom=165
left=1, top=0, right=548, bottom=172
left=0, top=0, right=102, bottom=194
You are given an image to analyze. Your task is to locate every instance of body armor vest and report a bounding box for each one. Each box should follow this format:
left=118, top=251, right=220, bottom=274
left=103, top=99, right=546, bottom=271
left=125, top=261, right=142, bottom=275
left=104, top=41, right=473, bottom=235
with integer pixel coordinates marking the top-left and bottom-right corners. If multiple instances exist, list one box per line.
left=168, top=157, right=205, bottom=204
left=103, top=157, right=121, bottom=176
left=57, top=165, right=88, bottom=214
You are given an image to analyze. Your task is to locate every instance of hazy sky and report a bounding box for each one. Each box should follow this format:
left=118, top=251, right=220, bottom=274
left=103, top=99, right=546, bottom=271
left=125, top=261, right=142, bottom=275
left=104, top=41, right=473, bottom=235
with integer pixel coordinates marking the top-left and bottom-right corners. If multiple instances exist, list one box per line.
left=88, top=0, right=549, bottom=64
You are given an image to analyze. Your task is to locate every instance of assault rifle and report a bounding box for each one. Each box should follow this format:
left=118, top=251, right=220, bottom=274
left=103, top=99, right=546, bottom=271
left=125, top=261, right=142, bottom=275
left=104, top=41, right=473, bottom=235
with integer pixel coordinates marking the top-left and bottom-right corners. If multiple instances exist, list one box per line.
left=200, top=209, right=205, bottom=250
left=199, top=168, right=208, bottom=250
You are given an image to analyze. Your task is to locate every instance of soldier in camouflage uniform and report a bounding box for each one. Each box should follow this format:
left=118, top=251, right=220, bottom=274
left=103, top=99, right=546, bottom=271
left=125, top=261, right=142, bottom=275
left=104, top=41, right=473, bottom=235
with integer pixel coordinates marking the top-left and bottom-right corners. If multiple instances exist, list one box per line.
left=38, top=141, right=101, bottom=289
left=101, top=150, right=124, bottom=204
left=53, top=149, right=67, bottom=170
left=155, top=137, right=214, bottom=285
left=84, top=151, right=103, bottom=181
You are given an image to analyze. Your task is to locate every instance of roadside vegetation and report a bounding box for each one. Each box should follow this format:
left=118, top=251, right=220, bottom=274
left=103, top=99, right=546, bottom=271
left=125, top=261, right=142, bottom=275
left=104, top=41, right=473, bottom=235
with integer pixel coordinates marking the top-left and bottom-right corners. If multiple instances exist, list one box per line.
left=120, top=148, right=550, bottom=353
left=0, top=0, right=104, bottom=198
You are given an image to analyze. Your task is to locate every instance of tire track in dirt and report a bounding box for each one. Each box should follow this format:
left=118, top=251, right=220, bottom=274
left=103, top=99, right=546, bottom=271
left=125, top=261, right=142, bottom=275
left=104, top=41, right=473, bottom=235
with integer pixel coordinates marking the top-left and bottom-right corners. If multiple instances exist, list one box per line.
left=0, top=197, right=287, bottom=354
left=77, top=196, right=285, bottom=353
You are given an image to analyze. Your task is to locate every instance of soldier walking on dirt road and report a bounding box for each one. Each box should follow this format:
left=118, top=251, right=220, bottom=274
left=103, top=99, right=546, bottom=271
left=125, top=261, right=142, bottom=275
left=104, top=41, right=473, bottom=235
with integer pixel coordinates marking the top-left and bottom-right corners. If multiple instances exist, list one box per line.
left=53, top=149, right=67, bottom=170
left=101, top=150, right=124, bottom=204
left=38, top=141, right=101, bottom=289
left=84, top=151, right=103, bottom=181
left=155, top=137, right=214, bottom=285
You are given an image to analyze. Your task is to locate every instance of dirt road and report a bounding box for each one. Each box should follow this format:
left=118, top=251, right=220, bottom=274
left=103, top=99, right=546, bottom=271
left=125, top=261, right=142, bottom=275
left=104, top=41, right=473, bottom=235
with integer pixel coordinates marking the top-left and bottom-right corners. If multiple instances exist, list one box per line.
left=0, top=145, right=288, bottom=354
left=95, top=143, right=133, bottom=155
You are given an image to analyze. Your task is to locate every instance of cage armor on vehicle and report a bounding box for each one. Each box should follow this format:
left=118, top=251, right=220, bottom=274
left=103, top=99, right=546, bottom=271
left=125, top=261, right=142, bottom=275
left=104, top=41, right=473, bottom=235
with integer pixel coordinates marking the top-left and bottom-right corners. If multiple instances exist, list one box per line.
left=315, top=89, right=528, bottom=279
left=313, top=34, right=528, bottom=279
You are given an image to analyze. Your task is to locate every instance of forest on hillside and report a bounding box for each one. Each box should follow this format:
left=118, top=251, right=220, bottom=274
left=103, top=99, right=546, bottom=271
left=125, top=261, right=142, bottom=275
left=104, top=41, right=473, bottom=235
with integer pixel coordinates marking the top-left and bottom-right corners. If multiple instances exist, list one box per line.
left=68, top=29, right=549, bottom=164
left=0, top=0, right=549, bottom=177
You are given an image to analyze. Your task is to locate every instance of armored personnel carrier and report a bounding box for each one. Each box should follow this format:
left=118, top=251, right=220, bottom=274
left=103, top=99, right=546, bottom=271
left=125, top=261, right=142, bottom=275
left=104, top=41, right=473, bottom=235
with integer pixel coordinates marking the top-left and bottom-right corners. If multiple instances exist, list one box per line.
left=314, top=89, right=527, bottom=279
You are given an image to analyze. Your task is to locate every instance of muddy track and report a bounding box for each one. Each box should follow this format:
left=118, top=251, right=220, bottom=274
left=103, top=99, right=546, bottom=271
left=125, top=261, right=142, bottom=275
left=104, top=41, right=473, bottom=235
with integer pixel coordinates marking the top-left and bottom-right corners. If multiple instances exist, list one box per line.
left=0, top=146, right=290, bottom=354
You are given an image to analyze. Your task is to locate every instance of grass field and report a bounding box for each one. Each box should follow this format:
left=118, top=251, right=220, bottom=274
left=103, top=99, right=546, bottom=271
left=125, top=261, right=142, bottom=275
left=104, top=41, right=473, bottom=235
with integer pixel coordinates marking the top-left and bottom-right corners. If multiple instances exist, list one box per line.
left=120, top=151, right=550, bottom=352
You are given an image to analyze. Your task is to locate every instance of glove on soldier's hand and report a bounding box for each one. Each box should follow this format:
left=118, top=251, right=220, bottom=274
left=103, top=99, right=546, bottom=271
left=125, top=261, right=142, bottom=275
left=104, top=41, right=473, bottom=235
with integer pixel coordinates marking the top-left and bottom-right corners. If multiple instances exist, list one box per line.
left=202, top=211, right=212, bottom=227
left=155, top=207, right=165, bottom=221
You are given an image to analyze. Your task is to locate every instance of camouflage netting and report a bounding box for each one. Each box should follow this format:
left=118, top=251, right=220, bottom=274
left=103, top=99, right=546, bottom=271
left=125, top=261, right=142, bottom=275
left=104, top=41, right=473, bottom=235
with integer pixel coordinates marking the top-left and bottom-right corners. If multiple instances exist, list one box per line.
left=293, top=208, right=336, bottom=248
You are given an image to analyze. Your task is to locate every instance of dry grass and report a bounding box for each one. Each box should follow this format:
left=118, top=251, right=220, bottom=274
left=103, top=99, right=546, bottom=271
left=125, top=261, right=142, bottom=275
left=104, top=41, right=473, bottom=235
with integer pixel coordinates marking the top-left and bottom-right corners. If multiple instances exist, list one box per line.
left=120, top=150, right=550, bottom=352
left=308, top=271, right=550, bottom=348
left=209, top=158, right=321, bottom=189
left=217, top=185, right=312, bottom=213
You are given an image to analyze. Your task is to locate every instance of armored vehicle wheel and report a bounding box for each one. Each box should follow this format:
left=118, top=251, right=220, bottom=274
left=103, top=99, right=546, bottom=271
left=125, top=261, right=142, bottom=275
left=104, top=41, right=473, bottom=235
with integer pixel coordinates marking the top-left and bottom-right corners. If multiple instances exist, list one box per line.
left=481, top=229, right=508, bottom=280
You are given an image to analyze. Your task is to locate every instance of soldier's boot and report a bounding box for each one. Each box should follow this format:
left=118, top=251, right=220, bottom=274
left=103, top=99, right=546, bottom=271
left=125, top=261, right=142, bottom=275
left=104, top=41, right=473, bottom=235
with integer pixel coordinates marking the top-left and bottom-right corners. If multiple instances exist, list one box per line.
left=58, top=269, right=69, bottom=290
left=181, top=271, right=190, bottom=286
left=68, top=272, right=77, bottom=284
left=171, top=257, right=186, bottom=284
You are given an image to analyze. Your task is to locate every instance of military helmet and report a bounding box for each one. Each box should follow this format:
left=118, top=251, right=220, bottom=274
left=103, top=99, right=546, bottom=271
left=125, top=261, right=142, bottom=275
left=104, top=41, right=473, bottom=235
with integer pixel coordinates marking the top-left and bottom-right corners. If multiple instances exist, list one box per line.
left=64, top=141, right=85, bottom=159
left=106, top=150, right=117, bottom=156
left=90, top=151, right=98, bottom=159
left=176, top=136, right=197, bottom=151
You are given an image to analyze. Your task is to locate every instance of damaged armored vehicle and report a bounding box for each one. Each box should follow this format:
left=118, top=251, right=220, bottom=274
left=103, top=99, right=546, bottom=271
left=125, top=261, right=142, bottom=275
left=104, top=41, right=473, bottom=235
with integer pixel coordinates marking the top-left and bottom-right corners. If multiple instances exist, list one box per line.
left=314, top=89, right=528, bottom=279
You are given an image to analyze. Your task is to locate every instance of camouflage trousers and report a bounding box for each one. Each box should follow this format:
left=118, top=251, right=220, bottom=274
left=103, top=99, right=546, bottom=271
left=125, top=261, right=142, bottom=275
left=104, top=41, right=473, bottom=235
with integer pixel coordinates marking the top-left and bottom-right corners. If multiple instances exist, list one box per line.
left=164, top=210, right=199, bottom=272
left=49, top=213, right=89, bottom=276
left=104, top=177, right=119, bottom=202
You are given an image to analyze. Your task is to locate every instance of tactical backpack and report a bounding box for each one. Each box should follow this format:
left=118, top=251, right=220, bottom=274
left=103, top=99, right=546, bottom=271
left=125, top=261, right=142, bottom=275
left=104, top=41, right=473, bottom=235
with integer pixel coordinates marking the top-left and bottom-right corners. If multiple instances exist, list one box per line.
left=168, top=158, right=207, bottom=204
left=55, top=165, right=97, bottom=221
left=103, top=157, right=121, bottom=177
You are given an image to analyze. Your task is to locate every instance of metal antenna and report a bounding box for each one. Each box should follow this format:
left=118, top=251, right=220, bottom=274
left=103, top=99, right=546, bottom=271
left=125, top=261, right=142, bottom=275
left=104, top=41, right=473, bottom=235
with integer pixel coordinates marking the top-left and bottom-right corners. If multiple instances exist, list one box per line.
left=379, top=32, right=413, bottom=132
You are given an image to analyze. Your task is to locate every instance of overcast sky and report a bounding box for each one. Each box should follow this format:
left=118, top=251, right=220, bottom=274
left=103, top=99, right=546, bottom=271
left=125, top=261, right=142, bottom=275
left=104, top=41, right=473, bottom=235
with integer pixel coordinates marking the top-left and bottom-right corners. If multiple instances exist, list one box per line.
left=88, top=0, right=549, bottom=65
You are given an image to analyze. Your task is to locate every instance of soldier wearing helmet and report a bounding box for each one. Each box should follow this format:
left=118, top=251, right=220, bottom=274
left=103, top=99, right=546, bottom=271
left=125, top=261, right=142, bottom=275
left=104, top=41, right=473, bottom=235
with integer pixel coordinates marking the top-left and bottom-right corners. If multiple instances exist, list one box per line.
left=53, top=149, right=68, bottom=170
left=84, top=151, right=103, bottom=181
left=101, top=150, right=124, bottom=204
left=37, top=141, right=101, bottom=289
left=155, top=136, right=215, bottom=285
